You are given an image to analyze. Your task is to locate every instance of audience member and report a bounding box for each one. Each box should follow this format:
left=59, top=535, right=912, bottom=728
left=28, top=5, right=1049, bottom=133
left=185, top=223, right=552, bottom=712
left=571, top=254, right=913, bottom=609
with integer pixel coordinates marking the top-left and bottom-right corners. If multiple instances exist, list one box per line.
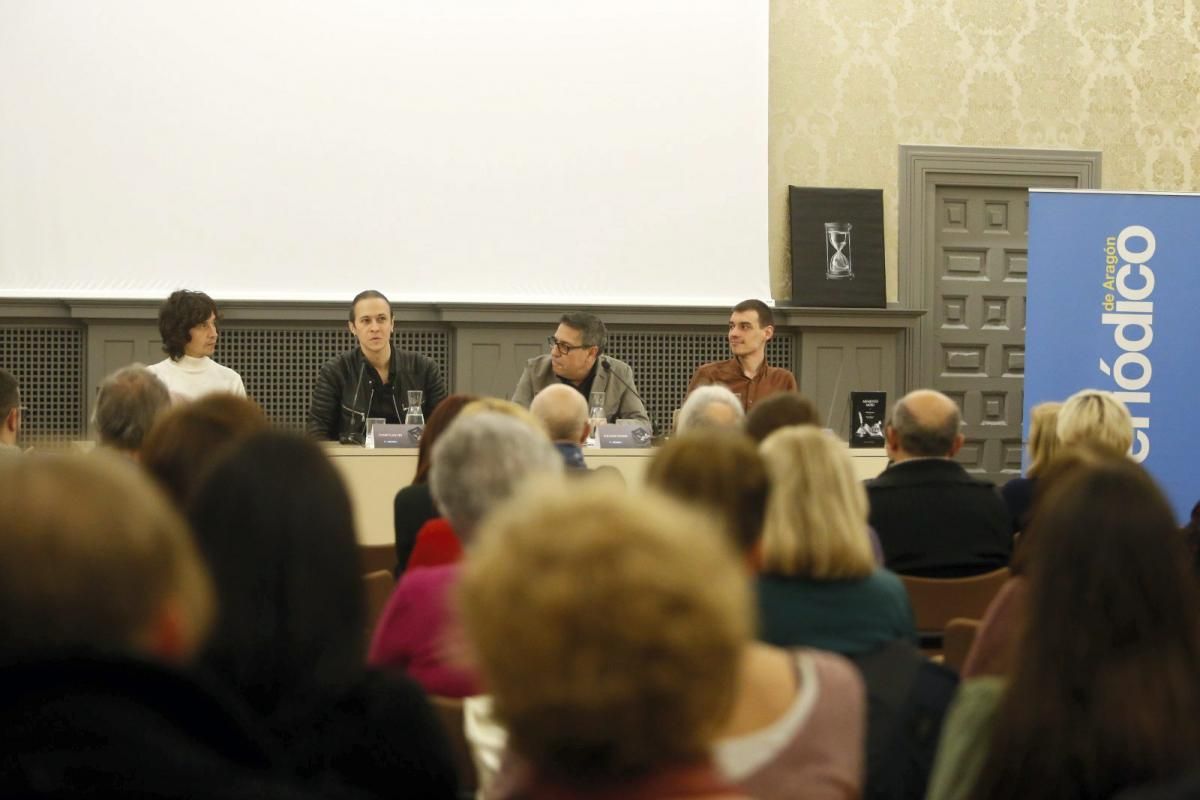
left=961, top=390, right=1134, bottom=679
left=530, top=383, right=591, bottom=469
left=188, top=431, right=458, bottom=798
left=460, top=482, right=753, bottom=799
left=647, top=430, right=865, bottom=799
left=93, top=364, right=172, bottom=459
left=676, top=384, right=745, bottom=434
left=393, top=393, right=478, bottom=574
left=369, top=413, right=563, bottom=697
left=511, top=311, right=651, bottom=429
left=998, top=400, right=1060, bottom=534
left=140, top=394, right=269, bottom=508
left=0, top=454, right=326, bottom=798
left=961, top=445, right=1117, bottom=680
left=308, top=289, right=446, bottom=443
left=404, top=398, right=551, bottom=570
left=1183, top=500, right=1200, bottom=577
left=148, top=289, right=246, bottom=402
left=743, top=390, right=820, bottom=443
left=866, top=389, right=1010, bottom=577
left=1056, top=387, right=1134, bottom=455
left=757, top=426, right=914, bottom=655
left=0, top=368, right=20, bottom=454
left=927, top=458, right=1200, bottom=800
left=686, top=299, right=797, bottom=411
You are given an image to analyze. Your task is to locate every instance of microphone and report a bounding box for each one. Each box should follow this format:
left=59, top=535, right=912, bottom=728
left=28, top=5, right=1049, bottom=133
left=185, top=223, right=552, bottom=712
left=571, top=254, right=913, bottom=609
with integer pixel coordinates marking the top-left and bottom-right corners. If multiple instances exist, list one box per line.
left=600, top=357, right=647, bottom=425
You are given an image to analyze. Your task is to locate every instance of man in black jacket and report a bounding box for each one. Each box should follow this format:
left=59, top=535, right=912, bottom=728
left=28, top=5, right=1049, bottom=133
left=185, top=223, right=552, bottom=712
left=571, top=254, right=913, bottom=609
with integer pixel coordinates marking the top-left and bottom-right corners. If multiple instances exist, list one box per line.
left=307, top=290, right=447, bottom=444
left=866, top=389, right=1011, bottom=578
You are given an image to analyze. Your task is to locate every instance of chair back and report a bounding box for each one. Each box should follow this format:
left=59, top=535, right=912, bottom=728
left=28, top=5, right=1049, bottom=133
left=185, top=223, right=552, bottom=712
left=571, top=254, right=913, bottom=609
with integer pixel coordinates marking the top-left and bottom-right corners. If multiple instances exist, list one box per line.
left=942, top=617, right=982, bottom=675
left=901, top=567, right=1009, bottom=654
left=432, top=695, right=479, bottom=799
left=362, top=569, right=395, bottom=649
left=360, top=543, right=395, bottom=575
left=901, top=568, right=1009, bottom=631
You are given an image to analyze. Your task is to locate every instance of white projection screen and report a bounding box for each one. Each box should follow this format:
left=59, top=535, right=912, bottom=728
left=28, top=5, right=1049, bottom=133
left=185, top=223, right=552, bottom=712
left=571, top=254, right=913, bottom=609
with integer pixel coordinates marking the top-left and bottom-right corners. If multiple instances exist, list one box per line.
left=0, top=1, right=768, bottom=305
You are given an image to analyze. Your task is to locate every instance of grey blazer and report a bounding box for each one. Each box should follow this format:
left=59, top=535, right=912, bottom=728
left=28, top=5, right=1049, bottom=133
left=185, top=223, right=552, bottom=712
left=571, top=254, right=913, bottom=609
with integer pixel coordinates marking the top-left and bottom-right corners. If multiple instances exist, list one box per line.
left=511, top=354, right=651, bottom=432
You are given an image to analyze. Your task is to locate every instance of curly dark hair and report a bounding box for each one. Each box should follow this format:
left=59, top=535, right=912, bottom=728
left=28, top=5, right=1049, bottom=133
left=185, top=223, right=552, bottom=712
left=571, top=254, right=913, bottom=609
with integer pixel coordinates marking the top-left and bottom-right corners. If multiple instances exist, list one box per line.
left=158, top=290, right=219, bottom=360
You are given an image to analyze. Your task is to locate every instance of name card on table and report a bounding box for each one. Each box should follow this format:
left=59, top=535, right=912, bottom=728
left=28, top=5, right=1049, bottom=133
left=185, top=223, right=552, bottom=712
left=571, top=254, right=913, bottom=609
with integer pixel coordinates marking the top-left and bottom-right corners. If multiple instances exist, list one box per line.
left=372, top=424, right=423, bottom=449
left=596, top=424, right=652, bottom=449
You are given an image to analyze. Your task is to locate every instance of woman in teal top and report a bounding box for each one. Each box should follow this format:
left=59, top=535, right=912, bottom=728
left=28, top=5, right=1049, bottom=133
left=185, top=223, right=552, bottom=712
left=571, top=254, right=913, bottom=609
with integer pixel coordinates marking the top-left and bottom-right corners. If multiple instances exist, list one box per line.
left=755, top=427, right=915, bottom=656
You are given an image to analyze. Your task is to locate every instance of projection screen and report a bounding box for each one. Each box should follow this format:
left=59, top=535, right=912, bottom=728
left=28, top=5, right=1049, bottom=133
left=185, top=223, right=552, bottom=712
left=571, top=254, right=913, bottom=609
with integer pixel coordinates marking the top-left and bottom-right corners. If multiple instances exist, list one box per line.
left=0, top=1, right=769, bottom=305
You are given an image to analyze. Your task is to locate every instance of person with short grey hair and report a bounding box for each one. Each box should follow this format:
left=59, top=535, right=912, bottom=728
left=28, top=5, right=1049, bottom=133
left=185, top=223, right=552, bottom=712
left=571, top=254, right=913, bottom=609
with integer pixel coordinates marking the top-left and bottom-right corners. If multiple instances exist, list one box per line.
left=866, top=389, right=1010, bottom=577
left=675, top=385, right=745, bottom=435
left=530, top=384, right=590, bottom=469
left=93, top=364, right=172, bottom=458
left=511, top=312, right=651, bottom=431
left=369, top=411, right=564, bottom=697
left=431, top=412, right=565, bottom=537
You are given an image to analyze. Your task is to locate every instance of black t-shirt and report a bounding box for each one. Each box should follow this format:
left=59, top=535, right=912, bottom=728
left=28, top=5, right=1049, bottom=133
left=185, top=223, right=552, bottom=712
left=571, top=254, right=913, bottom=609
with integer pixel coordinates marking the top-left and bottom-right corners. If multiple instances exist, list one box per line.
left=365, top=367, right=403, bottom=424
left=558, top=360, right=599, bottom=401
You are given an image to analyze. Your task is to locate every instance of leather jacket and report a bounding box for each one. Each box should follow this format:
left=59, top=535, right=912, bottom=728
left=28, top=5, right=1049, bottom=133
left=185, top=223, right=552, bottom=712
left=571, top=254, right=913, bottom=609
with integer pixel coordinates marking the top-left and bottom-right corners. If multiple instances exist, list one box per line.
left=307, top=347, right=446, bottom=444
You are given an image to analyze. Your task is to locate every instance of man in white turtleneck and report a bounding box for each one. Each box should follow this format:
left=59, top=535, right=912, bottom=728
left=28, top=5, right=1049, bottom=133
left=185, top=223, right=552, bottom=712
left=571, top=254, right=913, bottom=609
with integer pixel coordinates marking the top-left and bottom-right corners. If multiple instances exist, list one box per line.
left=147, top=290, right=246, bottom=403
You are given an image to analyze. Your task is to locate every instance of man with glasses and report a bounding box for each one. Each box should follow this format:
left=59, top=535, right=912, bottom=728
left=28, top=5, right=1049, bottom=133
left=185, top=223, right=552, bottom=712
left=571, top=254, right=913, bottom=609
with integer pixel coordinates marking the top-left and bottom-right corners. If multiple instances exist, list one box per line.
left=512, top=312, right=651, bottom=432
left=0, top=368, right=21, bottom=455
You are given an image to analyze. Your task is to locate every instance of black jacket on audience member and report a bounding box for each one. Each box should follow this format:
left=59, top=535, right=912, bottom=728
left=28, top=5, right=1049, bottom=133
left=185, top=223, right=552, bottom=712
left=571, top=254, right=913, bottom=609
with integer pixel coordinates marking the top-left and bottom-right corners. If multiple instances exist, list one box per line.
left=307, top=346, right=446, bottom=444
left=0, top=654, right=359, bottom=800
left=394, top=482, right=438, bottom=575
left=263, top=670, right=459, bottom=800
left=850, top=639, right=959, bottom=800
left=866, top=458, right=1011, bottom=578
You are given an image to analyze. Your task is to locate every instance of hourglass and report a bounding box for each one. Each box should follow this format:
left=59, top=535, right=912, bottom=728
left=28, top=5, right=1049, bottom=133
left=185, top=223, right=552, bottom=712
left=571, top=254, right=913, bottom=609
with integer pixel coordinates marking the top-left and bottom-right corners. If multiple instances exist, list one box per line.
left=824, top=222, right=854, bottom=280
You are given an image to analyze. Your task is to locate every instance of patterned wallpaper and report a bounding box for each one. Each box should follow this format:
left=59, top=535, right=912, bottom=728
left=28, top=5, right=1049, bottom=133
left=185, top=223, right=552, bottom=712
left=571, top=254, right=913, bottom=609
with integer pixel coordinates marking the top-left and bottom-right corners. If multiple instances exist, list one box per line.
left=769, top=0, right=1200, bottom=302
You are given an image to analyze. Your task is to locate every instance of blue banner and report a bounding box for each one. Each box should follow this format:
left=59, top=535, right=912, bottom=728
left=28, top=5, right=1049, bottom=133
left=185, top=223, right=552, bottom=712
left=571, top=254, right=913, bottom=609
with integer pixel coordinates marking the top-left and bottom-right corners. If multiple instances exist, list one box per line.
left=1027, top=190, right=1200, bottom=522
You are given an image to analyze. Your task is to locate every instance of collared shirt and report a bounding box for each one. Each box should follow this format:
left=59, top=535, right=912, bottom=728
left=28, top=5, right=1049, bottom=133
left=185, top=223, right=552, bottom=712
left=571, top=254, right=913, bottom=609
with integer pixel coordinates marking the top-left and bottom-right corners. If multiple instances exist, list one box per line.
left=686, top=356, right=797, bottom=411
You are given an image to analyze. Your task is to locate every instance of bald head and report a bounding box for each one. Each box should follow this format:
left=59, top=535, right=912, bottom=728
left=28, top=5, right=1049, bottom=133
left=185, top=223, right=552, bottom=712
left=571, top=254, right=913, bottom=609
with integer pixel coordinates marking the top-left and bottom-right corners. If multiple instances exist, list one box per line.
left=530, top=384, right=590, bottom=444
left=886, top=389, right=963, bottom=460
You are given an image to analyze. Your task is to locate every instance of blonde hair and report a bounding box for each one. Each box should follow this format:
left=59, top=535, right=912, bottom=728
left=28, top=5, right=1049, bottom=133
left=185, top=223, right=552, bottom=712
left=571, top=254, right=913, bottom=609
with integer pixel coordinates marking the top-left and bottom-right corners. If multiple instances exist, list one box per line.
left=458, top=482, right=750, bottom=782
left=1025, top=401, right=1063, bottom=478
left=1056, top=389, right=1133, bottom=456
left=759, top=426, right=874, bottom=580
left=0, top=452, right=213, bottom=659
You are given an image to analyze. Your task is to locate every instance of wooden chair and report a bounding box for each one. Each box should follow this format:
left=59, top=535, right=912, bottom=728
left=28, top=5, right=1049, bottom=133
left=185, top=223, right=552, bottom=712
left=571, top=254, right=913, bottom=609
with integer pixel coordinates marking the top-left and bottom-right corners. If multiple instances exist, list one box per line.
left=360, top=543, right=395, bottom=575
left=362, top=569, right=395, bottom=650
left=942, top=617, right=982, bottom=675
left=900, top=567, right=1009, bottom=654
left=431, top=695, right=478, bottom=799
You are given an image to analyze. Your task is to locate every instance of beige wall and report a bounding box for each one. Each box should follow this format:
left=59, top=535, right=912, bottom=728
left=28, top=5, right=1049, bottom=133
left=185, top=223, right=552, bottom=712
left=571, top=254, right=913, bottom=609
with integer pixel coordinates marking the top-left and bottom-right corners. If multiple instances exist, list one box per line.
left=770, top=0, right=1200, bottom=302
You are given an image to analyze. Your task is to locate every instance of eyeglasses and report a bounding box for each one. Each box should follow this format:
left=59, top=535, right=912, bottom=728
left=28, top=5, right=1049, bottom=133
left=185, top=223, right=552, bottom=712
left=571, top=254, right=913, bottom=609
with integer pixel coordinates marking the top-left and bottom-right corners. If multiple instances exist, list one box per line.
left=547, top=336, right=591, bottom=355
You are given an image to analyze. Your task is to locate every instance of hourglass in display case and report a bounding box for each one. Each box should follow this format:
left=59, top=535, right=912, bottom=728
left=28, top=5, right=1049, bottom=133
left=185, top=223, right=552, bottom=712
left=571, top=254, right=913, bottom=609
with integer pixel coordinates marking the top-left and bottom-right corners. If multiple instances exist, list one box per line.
left=824, top=222, right=854, bottom=280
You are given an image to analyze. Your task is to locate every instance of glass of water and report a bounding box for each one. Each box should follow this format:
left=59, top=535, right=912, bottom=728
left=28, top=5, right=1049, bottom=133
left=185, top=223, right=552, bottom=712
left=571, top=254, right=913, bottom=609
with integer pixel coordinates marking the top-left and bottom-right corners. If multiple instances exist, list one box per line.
left=405, top=390, right=425, bottom=426
left=588, top=391, right=606, bottom=446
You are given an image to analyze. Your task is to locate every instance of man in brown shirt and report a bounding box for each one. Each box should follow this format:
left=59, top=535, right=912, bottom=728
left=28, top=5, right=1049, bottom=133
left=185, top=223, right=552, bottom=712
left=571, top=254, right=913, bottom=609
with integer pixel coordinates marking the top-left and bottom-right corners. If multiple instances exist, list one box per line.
left=685, top=299, right=797, bottom=412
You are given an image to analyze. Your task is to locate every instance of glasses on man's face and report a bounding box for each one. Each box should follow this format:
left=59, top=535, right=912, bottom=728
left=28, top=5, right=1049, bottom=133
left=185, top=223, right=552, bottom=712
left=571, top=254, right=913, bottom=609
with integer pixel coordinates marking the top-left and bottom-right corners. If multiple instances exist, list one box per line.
left=547, top=336, right=590, bottom=355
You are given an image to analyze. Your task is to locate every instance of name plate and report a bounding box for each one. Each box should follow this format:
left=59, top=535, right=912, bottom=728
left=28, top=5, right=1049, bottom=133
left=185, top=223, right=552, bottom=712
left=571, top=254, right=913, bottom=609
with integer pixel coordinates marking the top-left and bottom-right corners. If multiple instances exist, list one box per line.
left=596, top=424, right=652, bottom=449
left=372, top=424, right=423, bottom=449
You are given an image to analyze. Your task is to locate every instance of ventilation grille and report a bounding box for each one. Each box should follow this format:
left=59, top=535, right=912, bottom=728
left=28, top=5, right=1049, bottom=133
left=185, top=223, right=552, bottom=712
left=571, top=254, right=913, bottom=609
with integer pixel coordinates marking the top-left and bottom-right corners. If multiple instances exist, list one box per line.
left=0, top=325, right=86, bottom=447
left=606, top=332, right=794, bottom=435
left=218, top=327, right=452, bottom=430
